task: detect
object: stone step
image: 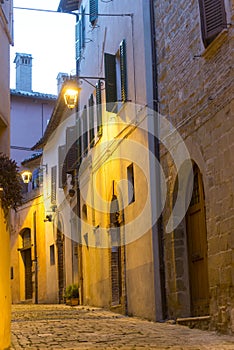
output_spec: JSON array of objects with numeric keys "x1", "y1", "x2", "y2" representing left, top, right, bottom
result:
[{"x1": 176, "y1": 315, "x2": 211, "y2": 331}]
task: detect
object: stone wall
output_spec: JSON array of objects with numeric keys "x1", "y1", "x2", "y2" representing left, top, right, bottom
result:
[{"x1": 154, "y1": 0, "x2": 233, "y2": 333}]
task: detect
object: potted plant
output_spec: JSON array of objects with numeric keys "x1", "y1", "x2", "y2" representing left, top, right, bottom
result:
[{"x1": 64, "y1": 284, "x2": 79, "y2": 306}]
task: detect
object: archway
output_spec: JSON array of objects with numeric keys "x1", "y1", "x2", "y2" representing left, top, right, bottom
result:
[{"x1": 186, "y1": 163, "x2": 209, "y2": 316}]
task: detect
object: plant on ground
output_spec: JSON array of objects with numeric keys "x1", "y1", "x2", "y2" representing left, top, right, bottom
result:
[{"x1": 64, "y1": 284, "x2": 79, "y2": 299}]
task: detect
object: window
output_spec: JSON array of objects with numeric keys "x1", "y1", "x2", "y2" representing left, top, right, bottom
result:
[
  {"x1": 90, "y1": 0, "x2": 98, "y2": 25},
  {"x1": 198, "y1": 0, "x2": 227, "y2": 47},
  {"x1": 32, "y1": 168, "x2": 42, "y2": 189},
  {"x1": 50, "y1": 244, "x2": 55, "y2": 265},
  {"x1": 22, "y1": 228, "x2": 31, "y2": 248},
  {"x1": 51, "y1": 166, "x2": 57, "y2": 204},
  {"x1": 11, "y1": 267, "x2": 14, "y2": 280},
  {"x1": 104, "y1": 53, "x2": 117, "y2": 112},
  {"x1": 104, "y1": 39, "x2": 128, "y2": 112},
  {"x1": 127, "y1": 163, "x2": 135, "y2": 204}
]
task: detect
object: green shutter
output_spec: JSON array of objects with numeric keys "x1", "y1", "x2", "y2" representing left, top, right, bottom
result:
[
  {"x1": 58, "y1": 145, "x2": 66, "y2": 188},
  {"x1": 120, "y1": 39, "x2": 128, "y2": 103},
  {"x1": 104, "y1": 53, "x2": 117, "y2": 112},
  {"x1": 96, "y1": 80, "x2": 102, "y2": 136},
  {"x1": 75, "y1": 19, "x2": 82, "y2": 61},
  {"x1": 89, "y1": 94, "x2": 95, "y2": 148},
  {"x1": 77, "y1": 117, "x2": 82, "y2": 165},
  {"x1": 82, "y1": 105, "x2": 88, "y2": 156},
  {"x1": 81, "y1": 6, "x2": 86, "y2": 49},
  {"x1": 90, "y1": 0, "x2": 98, "y2": 25},
  {"x1": 198, "y1": 0, "x2": 227, "y2": 47},
  {"x1": 66, "y1": 126, "x2": 77, "y2": 173}
]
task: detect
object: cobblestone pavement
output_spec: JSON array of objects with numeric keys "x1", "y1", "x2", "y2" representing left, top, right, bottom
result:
[{"x1": 11, "y1": 304, "x2": 234, "y2": 350}]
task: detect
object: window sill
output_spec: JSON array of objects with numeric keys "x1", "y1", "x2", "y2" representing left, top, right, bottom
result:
[{"x1": 201, "y1": 29, "x2": 228, "y2": 59}]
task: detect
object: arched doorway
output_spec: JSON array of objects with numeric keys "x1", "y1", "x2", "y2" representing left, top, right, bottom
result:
[
  {"x1": 56, "y1": 220, "x2": 64, "y2": 303},
  {"x1": 20, "y1": 228, "x2": 32, "y2": 300},
  {"x1": 186, "y1": 164, "x2": 209, "y2": 316},
  {"x1": 110, "y1": 195, "x2": 122, "y2": 306}
]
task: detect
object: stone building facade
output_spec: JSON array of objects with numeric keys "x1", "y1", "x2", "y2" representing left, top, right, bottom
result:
[{"x1": 154, "y1": 0, "x2": 233, "y2": 333}]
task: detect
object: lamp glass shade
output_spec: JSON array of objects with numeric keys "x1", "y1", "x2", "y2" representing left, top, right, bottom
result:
[
  {"x1": 64, "y1": 88, "x2": 79, "y2": 109},
  {"x1": 21, "y1": 170, "x2": 32, "y2": 184}
]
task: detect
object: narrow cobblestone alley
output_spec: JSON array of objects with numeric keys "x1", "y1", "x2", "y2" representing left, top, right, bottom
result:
[{"x1": 10, "y1": 305, "x2": 234, "y2": 349}]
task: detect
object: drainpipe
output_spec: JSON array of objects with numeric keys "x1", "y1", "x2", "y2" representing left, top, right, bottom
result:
[
  {"x1": 149, "y1": 0, "x2": 167, "y2": 320},
  {"x1": 33, "y1": 211, "x2": 38, "y2": 304}
]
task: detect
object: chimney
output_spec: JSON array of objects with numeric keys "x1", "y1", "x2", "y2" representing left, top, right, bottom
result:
[
  {"x1": 57, "y1": 72, "x2": 69, "y2": 95},
  {"x1": 14, "y1": 53, "x2": 33, "y2": 92}
]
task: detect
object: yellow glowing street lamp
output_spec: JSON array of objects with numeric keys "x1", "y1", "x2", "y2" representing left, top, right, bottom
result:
[
  {"x1": 20, "y1": 170, "x2": 32, "y2": 184},
  {"x1": 63, "y1": 77, "x2": 105, "y2": 109},
  {"x1": 63, "y1": 87, "x2": 80, "y2": 109}
]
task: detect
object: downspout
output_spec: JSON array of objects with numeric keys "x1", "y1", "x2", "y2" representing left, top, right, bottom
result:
[
  {"x1": 149, "y1": 0, "x2": 167, "y2": 320},
  {"x1": 75, "y1": 14, "x2": 84, "y2": 304},
  {"x1": 33, "y1": 211, "x2": 38, "y2": 304}
]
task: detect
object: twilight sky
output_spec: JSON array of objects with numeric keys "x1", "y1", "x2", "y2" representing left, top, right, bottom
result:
[{"x1": 10, "y1": 0, "x2": 76, "y2": 95}]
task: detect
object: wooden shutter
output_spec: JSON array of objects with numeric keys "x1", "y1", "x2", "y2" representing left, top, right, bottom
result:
[
  {"x1": 51, "y1": 166, "x2": 57, "y2": 204},
  {"x1": 81, "y1": 6, "x2": 86, "y2": 49},
  {"x1": 77, "y1": 117, "x2": 82, "y2": 166},
  {"x1": 75, "y1": 19, "x2": 82, "y2": 61},
  {"x1": 90, "y1": 0, "x2": 98, "y2": 25},
  {"x1": 58, "y1": 145, "x2": 66, "y2": 188},
  {"x1": 66, "y1": 126, "x2": 77, "y2": 173},
  {"x1": 120, "y1": 39, "x2": 128, "y2": 103},
  {"x1": 82, "y1": 105, "x2": 88, "y2": 156},
  {"x1": 104, "y1": 53, "x2": 117, "y2": 112},
  {"x1": 198, "y1": 0, "x2": 227, "y2": 47},
  {"x1": 89, "y1": 94, "x2": 95, "y2": 148},
  {"x1": 96, "y1": 80, "x2": 103, "y2": 136}
]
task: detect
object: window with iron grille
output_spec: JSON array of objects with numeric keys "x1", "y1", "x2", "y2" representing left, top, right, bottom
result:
[
  {"x1": 89, "y1": 0, "x2": 98, "y2": 25},
  {"x1": 198, "y1": 0, "x2": 227, "y2": 47}
]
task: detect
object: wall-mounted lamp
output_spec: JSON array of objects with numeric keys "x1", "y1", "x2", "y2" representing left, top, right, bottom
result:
[
  {"x1": 64, "y1": 88, "x2": 80, "y2": 109},
  {"x1": 44, "y1": 214, "x2": 52, "y2": 222},
  {"x1": 20, "y1": 164, "x2": 48, "y2": 183},
  {"x1": 20, "y1": 170, "x2": 32, "y2": 184},
  {"x1": 63, "y1": 77, "x2": 105, "y2": 109}
]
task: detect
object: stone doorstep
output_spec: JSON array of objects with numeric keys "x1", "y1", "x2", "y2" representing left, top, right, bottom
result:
[{"x1": 176, "y1": 315, "x2": 211, "y2": 330}]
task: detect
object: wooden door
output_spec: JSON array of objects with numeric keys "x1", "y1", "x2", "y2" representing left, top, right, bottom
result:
[
  {"x1": 186, "y1": 165, "x2": 209, "y2": 316},
  {"x1": 23, "y1": 249, "x2": 32, "y2": 300}
]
